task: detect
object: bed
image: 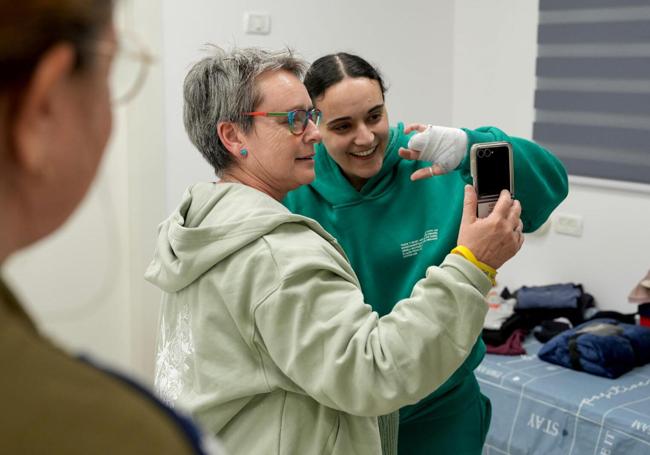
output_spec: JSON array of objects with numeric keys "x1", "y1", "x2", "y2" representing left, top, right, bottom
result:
[{"x1": 478, "y1": 336, "x2": 650, "y2": 454}]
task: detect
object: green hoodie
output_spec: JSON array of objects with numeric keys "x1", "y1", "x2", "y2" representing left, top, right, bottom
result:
[
  {"x1": 146, "y1": 182, "x2": 493, "y2": 455},
  {"x1": 283, "y1": 124, "x2": 569, "y2": 449}
]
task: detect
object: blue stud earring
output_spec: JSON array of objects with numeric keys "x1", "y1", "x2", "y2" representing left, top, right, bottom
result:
[{"x1": 240, "y1": 149, "x2": 248, "y2": 157}]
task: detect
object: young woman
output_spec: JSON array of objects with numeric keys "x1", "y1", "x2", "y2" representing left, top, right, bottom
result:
[{"x1": 284, "y1": 52, "x2": 569, "y2": 454}]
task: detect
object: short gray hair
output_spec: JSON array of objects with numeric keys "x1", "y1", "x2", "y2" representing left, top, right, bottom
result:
[{"x1": 183, "y1": 45, "x2": 308, "y2": 175}]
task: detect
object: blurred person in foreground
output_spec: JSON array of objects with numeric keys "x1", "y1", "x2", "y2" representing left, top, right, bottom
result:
[
  {"x1": 0, "y1": 1, "x2": 220, "y2": 453},
  {"x1": 148, "y1": 45, "x2": 524, "y2": 455}
]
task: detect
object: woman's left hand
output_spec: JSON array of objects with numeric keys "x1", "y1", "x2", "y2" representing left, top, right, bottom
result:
[
  {"x1": 399, "y1": 122, "x2": 443, "y2": 180},
  {"x1": 400, "y1": 122, "x2": 468, "y2": 181}
]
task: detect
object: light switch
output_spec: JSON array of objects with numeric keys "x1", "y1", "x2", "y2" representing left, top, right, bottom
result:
[
  {"x1": 553, "y1": 213, "x2": 584, "y2": 237},
  {"x1": 244, "y1": 12, "x2": 271, "y2": 35}
]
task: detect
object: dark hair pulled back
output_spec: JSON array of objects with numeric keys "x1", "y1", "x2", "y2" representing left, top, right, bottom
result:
[{"x1": 304, "y1": 52, "x2": 386, "y2": 101}]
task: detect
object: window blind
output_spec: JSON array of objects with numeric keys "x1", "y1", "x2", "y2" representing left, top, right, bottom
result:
[{"x1": 533, "y1": 0, "x2": 650, "y2": 184}]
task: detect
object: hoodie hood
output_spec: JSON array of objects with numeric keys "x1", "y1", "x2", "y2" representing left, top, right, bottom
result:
[
  {"x1": 145, "y1": 182, "x2": 334, "y2": 293},
  {"x1": 309, "y1": 122, "x2": 412, "y2": 206}
]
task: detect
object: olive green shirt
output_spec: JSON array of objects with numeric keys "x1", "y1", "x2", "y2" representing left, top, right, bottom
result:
[{"x1": 0, "y1": 277, "x2": 206, "y2": 454}]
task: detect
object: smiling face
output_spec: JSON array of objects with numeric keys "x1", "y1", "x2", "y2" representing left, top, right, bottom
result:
[
  {"x1": 314, "y1": 77, "x2": 389, "y2": 190},
  {"x1": 239, "y1": 69, "x2": 322, "y2": 200}
]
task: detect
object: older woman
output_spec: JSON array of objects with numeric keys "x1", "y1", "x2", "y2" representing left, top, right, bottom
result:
[
  {"x1": 0, "y1": 1, "x2": 213, "y2": 453},
  {"x1": 148, "y1": 46, "x2": 524, "y2": 455}
]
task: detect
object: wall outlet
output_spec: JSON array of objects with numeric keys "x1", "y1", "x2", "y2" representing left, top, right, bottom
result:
[
  {"x1": 243, "y1": 12, "x2": 271, "y2": 35},
  {"x1": 554, "y1": 213, "x2": 583, "y2": 237}
]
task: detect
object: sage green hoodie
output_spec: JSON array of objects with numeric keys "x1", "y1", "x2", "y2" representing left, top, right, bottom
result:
[{"x1": 146, "y1": 181, "x2": 491, "y2": 455}]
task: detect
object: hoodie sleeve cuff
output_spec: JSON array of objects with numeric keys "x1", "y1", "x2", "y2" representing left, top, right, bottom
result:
[{"x1": 440, "y1": 253, "x2": 493, "y2": 296}]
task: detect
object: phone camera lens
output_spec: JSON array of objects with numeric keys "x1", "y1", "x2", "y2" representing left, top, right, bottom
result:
[{"x1": 478, "y1": 148, "x2": 493, "y2": 158}]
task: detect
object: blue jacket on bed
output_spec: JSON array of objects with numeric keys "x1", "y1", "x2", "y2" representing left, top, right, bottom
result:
[{"x1": 538, "y1": 318, "x2": 650, "y2": 378}]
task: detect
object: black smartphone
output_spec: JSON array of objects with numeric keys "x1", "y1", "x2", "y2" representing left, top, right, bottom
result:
[{"x1": 470, "y1": 141, "x2": 514, "y2": 218}]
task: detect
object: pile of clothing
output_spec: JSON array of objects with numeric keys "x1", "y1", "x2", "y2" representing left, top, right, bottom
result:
[
  {"x1": 537, "y1": 318, "x2": 650, "y2": 378},
  {"x1": 482, "y1": 282, "x2": 650, "y2": 378},
  {"x1": 482, "y1": 283, "x2": 596, "y2": 355}
]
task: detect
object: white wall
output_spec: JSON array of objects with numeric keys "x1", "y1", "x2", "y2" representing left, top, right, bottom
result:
[
  {"x1": 499, "y1": 178, "x2": 650, "y2": 312},
  {"x1": 452, "y1": 0, "x2": 539, "y2": 138},
  {"x1": 452, "y1": 0, "x2": 650, "y2": 312}
]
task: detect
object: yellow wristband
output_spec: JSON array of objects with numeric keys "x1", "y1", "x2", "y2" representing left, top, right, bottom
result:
[{"x1": 451, "y1": 245, "x2": 497, "y2": 286}]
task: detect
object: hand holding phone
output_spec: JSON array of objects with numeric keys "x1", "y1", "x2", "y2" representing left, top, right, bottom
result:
[
  {"x1": 470, "y1": 142, "x2": 514, "y2": 218},
  {"x1": 457, "y1": 185, "x2": 524, "y2": 270}
]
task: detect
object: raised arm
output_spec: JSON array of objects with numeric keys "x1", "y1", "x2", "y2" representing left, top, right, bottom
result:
[
  {"x1": 255, "y1": 185, "x2": 522, "y2": 416},
  {"x1": 401, "y1": 124, "x2": 568, "y2": 232},
  {"x1": 460, "y1": 126, "x2": 568, "y2": 232}
]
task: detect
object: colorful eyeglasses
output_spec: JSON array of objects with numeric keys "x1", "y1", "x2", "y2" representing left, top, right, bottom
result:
[{"x1": 244, "y1": 108, "x2": 322, "y2": 135}]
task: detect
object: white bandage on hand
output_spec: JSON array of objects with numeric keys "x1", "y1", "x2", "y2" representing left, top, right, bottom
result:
[{"x1": 407, "y1": 125, "x2": 468, "y2": 172}]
